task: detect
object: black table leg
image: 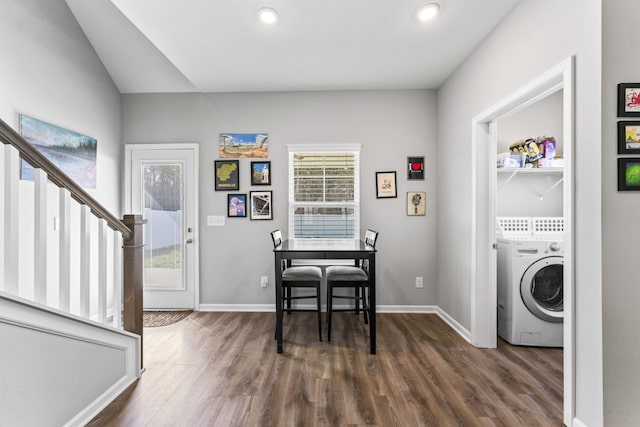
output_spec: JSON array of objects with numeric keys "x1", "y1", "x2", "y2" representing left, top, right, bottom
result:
[
  {"x1": 275, "y1": 252, "x2": 283, "y2": 353},
  {"x1": 368, "y1": 253, "x2": 376, "y2": 354}
]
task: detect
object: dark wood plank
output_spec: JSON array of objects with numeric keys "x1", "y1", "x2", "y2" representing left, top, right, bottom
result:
[{"x1": 88, "y1": 312, "x2": 563, "y2": 426}]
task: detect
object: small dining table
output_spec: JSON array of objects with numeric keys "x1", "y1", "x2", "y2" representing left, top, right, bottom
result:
[{"x1": 273, "y1": 238, "x2": 377, "y2": 354}]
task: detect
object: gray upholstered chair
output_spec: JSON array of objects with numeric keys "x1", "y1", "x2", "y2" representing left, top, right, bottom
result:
[
  {"x1": 326, "y1": 229, "x2": 378, "y2": 341},
  {"x1": 271, "y1": 229, "x2": 323, "y2": 341}
]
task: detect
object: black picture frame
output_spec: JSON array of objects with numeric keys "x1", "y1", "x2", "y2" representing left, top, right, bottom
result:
[
  {"x1": 618, "y1": 83, "x2": 640, "y2": 117},
  {"x1": 250, "y1": 161, "x2": 271, "y2": 185},
  {"x1": 250, "y1": 190, "x2": 273, "y2": 220},
  {"x1": 375, "y1": 171, "x2": 397, "y2": 198},
  {"x1": 227, "y1": 194, "x2": 247, "y2": 217},
  {"x1": 407, "y1": 156, "x2": 425, "y2": 180},
  {"x1": 214, "y1": 160, "x2": 239, "y2": 191},
  {"x1": 618, "y1": 121, "x2": 640, "y2": 154},
  {"x1": 618, "y1": 158, "x2": 640, "y2": 191}
]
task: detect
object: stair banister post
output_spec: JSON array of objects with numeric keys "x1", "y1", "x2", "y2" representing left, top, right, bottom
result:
[{"x1": 122, "y1": 214, "x2": 146, "y2": 369}]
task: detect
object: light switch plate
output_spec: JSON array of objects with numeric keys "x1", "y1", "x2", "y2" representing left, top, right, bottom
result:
[{"x1": 207, "y1": 215, "x2": 225, "y2": 226}]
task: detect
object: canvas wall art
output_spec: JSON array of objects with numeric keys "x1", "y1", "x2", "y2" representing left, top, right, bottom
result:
[
  {"x1": 19, "y1": 114, "x2": 97, "y2": 188},
  {"x1": 219, "y1": 133, "x2": 268, "y2": 158}
]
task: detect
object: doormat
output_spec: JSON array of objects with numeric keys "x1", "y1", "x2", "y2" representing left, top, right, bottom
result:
[{"x1": 143, "y1": 310, "x2": 193, "y2": 327}]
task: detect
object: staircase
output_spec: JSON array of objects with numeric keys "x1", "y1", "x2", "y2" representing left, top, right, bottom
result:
[{"x1": 0, "y1": 118, "x2": 144, "y2": 426}]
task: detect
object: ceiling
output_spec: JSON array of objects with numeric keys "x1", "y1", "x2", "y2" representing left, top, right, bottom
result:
[{"x1": 65, "y1": 0, "x2": 520, "y2": 94}]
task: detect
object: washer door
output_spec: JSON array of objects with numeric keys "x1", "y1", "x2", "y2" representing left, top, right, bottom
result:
[{"x1": 520, "y1": 256, "x2": 563, "y2": 323}]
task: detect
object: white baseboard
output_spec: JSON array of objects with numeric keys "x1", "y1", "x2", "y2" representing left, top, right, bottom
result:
[
  {"x1": 435, "y1": 306, "x2": 472, "y2": 344},
  {"x1": 199, "y1": 304, "x2": 274, "y2": 312},
  {"x1": 572, "y1": 417, "x2": 588, "y2": 427},
  {"x1": 67, "y1": 375, "x2": 138, "y2": 427}
]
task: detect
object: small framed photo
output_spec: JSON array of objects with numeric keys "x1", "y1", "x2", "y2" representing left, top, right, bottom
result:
[
  {"x1": 618, "y1": 121, "x2": 640, "y2": 154},
  {"x1": 376, "y1": 171, "x2": 397, "y2": 198},
  {"x1": 618, "y1": 158, "x2": 640, "y2": 191},
  {"x1": 407, "y1": 156, "x2": 425, "y2": 180},
  {"x1": 250, "y1": 161, "x2": 271, "y2": 185},
  {"x1": 227, "y1": 194, "x2": 247, "y2": 217},
  {"x1": 407, "y1": 192, "x2": 426, "y2": 216},
  {"x1": 214, "y1": 160, "x2": 239, "y2": 191},
  {"x1": 618, "y1": 83, "x2": 640, "y2": 117},
  {"x1": 250, "y1": 191, "x2": 272, "y2": 220}
]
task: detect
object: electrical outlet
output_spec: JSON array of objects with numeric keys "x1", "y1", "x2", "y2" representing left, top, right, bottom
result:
[
  {"x1": 261, "y1": 276, "x2": 269, "y2": 288},
  {"x1": 415, "y1": 277, "x2": 424, "y2": 288}
]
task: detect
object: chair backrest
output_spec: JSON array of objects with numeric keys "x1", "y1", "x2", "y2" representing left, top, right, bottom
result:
[
  {"x1": 364, "y1": 229, "x2": 378, "y2": 248},
  {"x1": 271, "y1": 229, "x2": 283, "y2": 248}
]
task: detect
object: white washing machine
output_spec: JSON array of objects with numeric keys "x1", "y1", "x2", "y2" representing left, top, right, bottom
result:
[{"x1": 497, "y1": 237, "x2": 564, "y2": 347}]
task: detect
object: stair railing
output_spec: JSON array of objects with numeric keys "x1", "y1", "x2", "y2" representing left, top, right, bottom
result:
[{"x1": 0, "y1": 117, "x2": 144, "y2": 362}]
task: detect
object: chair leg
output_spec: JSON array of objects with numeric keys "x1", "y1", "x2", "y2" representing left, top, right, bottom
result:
[
  {"x1": 317, "y1": 285, "x2": 322, "y2": 341},
  {"x1": 362, "y1": 286, "x2": 369, "y2": 324},
  {"x1": 327, "y1": 282, "x2": 333, "y2": 341},
  {"x1": 354, "y1": 286, "x2": 360, "y2": 314}
]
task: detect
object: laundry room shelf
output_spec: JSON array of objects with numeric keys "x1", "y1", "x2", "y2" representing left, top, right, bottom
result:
[{"x1": 497, "y1": 167, "x2": 564, "y2": 194}]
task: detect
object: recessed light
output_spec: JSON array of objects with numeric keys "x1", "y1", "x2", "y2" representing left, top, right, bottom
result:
[
  {"x1": 417, "y1": 3, "x2": 440, "y2": 22},
  {"x1": 258, "y1": 7, "x2": 279, "y2": 25}
]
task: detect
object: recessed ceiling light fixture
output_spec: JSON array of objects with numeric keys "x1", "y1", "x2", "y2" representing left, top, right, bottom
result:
[
  {"x1": 258, "y1": 7, "x2": 279, "y2": 25},
  {"x1": 417, "y1": 2, "x2": 440, "y2": 22}
]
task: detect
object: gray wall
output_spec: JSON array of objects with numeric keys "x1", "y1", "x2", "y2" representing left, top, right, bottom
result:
[
  {"x1": 122, "y1": 90, "x2": 437, "y2": 307},
  {"x1": 0, "y1": 0, "x2": 122, "y2": 215},
  {"x1": 603, "y1": 1, "x2": 640, "y2": 424},
  {"x1": 497, "y1": 90, "x2": 564, "y2": 217},
  {"x1": 437, "y1": 0, "x2": 602, "y2": 425}
]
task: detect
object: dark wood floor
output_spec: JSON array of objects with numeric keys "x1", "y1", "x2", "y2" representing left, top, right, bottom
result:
[{"x1": 88, "y1": 312, "x2": 563, "y2": 426}]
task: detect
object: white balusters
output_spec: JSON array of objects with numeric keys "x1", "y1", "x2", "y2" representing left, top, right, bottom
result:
[
  {"x1": 34, "y1": 168, "x2": 48, "y2": 305},
  {"x1": 113, "y1": 231, "x2": 122, "y2": 328},
  {"x1": 98, "y1": 218, "x2": 108, "y2": 323},
  {"x1": 79, "y1": 204, "x2": 91, "y2": 318},
  {"x1": 59, "y1": 188, "x2": 71, "y2": 311},
  {"x1": 4, "y1": 145, "x2": 20, "y2": 295}
]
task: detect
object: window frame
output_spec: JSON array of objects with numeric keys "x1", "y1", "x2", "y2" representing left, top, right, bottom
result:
[{"x1": 287, "y1": 144, "x2": 361, "y2": 240}]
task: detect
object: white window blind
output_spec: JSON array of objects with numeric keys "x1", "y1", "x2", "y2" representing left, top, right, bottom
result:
[{"x1": 288, "y1": 147, "x2": 360, "y2": 239}]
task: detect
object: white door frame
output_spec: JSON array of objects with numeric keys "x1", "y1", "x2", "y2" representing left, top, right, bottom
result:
[
  {"x1": 470, "y1": 57, "x2": 574, "y2": 425},
  {"x1": 124, "y1": 143, "x2": 200, "y2": 310}
]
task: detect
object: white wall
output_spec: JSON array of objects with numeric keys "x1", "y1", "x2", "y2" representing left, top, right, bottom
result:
[
  {"x1": 121, "y1": 90, "x2": 438, "y2": 308},
  {"x1": 0, "y1": 0, "x2": 122, "y2": 215},
  {"x1": 602, "y1": 1, "x2": 640, "y2": 424},
  {"x1": 437, "y1": 0, "x2": 602, "y2": 425}
]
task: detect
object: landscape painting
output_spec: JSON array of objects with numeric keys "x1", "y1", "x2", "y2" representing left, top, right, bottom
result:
[
  {"x1": 19, "y1": 114, "x2": 97, "y2": 188},
  {"x1": 219, "y1": 133, "x2": 268, "y2": 158}
]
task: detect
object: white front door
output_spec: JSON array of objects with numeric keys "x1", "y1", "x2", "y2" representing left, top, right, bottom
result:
[{"x1": 125, "y1": 144, "x2": 199, "y2": 309}]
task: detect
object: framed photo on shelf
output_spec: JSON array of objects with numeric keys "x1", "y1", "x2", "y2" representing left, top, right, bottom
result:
[
  {"x1": 407, "y1": 192, "x2": 426, "y2": 216},
  {"x1": 250, "y1": 190, "x2": 272, "y2": 220},
  {"x1": 618, "y1": 83, "x2": 640, "y2": 117},
  {"x1": 618, "y1": 158, "x2": 640, "y2": 191},
  {"x1": 618, "y1": 121, "x2": 640, "y2": 154},
  {"x1": 227, "y1": 194, "x2": 247, "y2": 217},
  {"x1": 214, "y1": 160, "x2": 239, "y2": 191},
  {"x1": 375, "y1": 171, "x2": 397, "y2": 198},
  {"x1": 407, "y1": 156, "x2": 425, "y2": 180},
  {"x1": 250, "y1": 161, "x2": 271, "y2": 185}
]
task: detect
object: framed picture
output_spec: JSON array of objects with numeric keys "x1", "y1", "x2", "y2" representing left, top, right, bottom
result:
[
  {"x1": 376, "y1": 171, "x2": 397, "y2": 198},
  {"x1": 214, "y1": 160, "x2": 239, "y2": 191},
  {"x1": 19, "y1": 114, "x2": 97, "y2": 188},
  {"x1": 250, "y1": 191, "x2": 272, "y2": 220},
  {"x1": 618, "y1": 158, "x2": 640, "y2": 191},
  {"x1": 219, "y1": 133, "x2": 268, "y2": 158},
  {"x1": 227, "y1": 194, "x2": 247, "y2": 217},
  {"x1": 250, "y1": 161, "x2": 271, "y2": 185},
  {"x1": 618, "y1": 121, "x2": 640, "y2": 154},
  {"x1": 407, "y1": 192, "x2": 426, "y2": 216},
  {"x1": 618, "y1": 83, "x2": 640, "y2": 117},
  {"x1": 407, "y1": 156, "x2": 425, "y2": 180}
]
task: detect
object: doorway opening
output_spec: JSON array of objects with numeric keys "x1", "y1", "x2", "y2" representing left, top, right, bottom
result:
[{"x1": 470, "y1": 57, "x2": 574, "y2": 425}]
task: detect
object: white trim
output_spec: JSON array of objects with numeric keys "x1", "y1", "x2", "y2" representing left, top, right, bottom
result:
[
  {"x1": 436, "y1": 306, "x2": 472, "y2": 343},
  {"x1": 199, "y1": 304, "x2": 275, "y2": 312},
  {"x1": 571, "y1": 417, "x2": 588, "y2": 427},
  {"x1": 66, "y1": 375, "x2": 138, "y2": 427},
  {"x1": 287, "y1": 143, "x2": 362, "y2": 152},
  {"x1": 470, "y1": 56, "x2": 575, "y2": 425}
]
